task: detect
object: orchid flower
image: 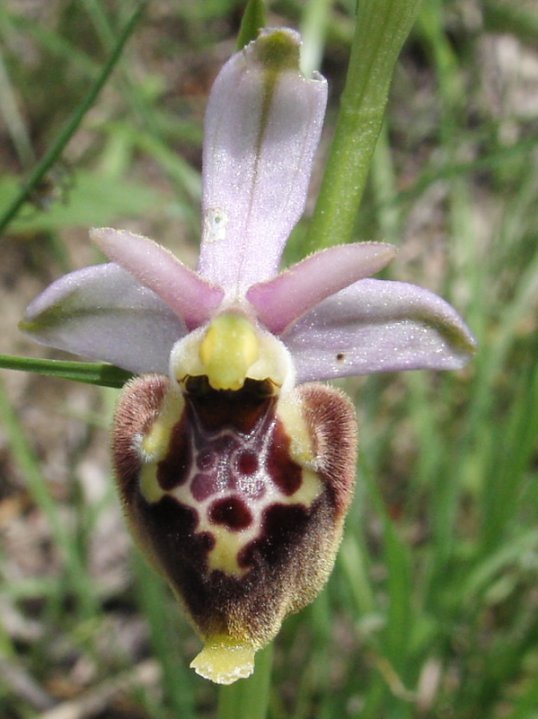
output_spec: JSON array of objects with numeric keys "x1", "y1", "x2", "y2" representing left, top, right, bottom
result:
[{"x1": 20, "y1": 29, "x2": 475, "y2": 685}]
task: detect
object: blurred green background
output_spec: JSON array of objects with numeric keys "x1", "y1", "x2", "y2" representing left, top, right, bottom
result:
[{"x1": 1, "y1": 1, "x2": 537, "y2": 717}]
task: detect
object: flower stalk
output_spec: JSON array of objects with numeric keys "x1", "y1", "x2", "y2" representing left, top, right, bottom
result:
[
  {"x1": 217, "y1": 643, "x2": 273, "y2": 719},
  {"x1": 305, "y1": 0, "x2": 423, "y2": 251}
]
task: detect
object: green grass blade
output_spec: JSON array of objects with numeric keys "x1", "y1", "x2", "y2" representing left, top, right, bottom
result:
[
  {"x1": 237, "y1": 0, "x2": 266, "y2": 49},
  {"x1": 0, "y1": 1, "x2": 147, "y2": 236},
  {"x1": 133, "y1": 556, "x2": 195, "y2": 719},
  {"x1": 0, "y1": 376, "x2": 99, "y2": 617},
  {"x1": 0, "y1": 354, "x2": 133, "y2": 388}
]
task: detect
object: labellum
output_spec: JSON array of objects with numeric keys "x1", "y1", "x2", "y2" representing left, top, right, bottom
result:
[{"x1": 112, "y1": 313, "x2": 357, "y2": 683}]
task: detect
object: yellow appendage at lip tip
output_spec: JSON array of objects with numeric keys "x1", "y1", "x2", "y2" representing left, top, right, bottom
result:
[
  {"x1": 190, "y1": 638, "x2": 255, "y2": 684},
  {"x1": 199, "y1": 313, "x2": 259, "y2": 391}
]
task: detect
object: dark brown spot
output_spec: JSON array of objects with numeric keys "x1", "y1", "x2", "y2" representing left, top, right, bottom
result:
[
  {"x1": 267, "y1": 421, "x2": 302, "y2": 495},
  {"x1": 236, "y1": 450, "x2": 258, "y2": 475},
  {"x1": 209, "y1": 496, "x2": 253, "y2": 530},
  {"x1": 239, "y1": 503, "x2": 309, "y2": 568},
  {"x1": 336, "y1": 353, "x2": 345, "y2": 362},
  {"x1": 212, "y1": 434, "x2": 238, "y2": 454},
  {"x1": 197, "y1": 448, "x2": 215, "y2": 471},
  {"x1": 137, "y1": 495, "x2": 214, "y2": 575},
  {"x1": 157, "y1": 415, "x2": 191, "y2": 490},
  {"x1": 191, "y1": 473, "x2": 217, "y2": 501}
]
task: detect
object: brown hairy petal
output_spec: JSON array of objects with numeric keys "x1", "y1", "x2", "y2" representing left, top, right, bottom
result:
[
  {"x1": 111, "y1": 376, "x2": 358, "y2": 683},
  {"x1": 297, "y1": 383, "x2": 358, "y2": 518}
]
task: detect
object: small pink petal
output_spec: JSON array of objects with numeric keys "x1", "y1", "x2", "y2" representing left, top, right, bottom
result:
[
  {"x1": 91, "y1": 228, "x2": 224, "y2": 329},
  {"x1": 247, "y1": 242, "x2": 396, "y2": 334},
  {"x1": 20, "y1": 263, "x2": 185, "y2": 374},
  {"x1": 198, "y1": 28, "x2": 327, "y2": 293},
  {"x1": 283, "y1": 279, "x2": 477, "y2": 383}
]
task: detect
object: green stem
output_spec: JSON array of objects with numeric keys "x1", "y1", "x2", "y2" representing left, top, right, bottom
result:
[
  {"x1": 0, "y1": 1, "x2": 147, "y2": 237},
  {"x1": 217, "y1": 643, "x2": 273, "y2": 719},
  {"x1": 305, "y1": 0, "x2": 423, "y2": 251}
]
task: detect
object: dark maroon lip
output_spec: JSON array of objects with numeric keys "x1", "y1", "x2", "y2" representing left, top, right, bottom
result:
[{"x1": 111, "y1": 373, "x2": 357, "y2": 659}]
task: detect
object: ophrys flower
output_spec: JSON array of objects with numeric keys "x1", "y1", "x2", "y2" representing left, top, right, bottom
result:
[{"x1": 21, "y1": 29, "x2": 475, "y2": 684}]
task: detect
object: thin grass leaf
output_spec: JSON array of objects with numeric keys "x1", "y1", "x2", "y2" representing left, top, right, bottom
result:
[
  {"x1": 299, "y1": 0, "x2": 334, "y2": 76},
  {"x1": 1, "y1": 172, "x2": 164, "y2": 234},
  {"x1": 0, "y1": 354, "x2": 132, "y2": 388},
  {"x1": 0, "y1": 1, "x2": 147, "y2": 236},
  {"x1": 236, "y1": 0, "x2": 266, "y2": 50},
  {"x1": 0, "y1": 377, "x2": 99, "y2": 617},
  {"x1": 133, "y1": 556, "x2": 196, "y2": 719}
]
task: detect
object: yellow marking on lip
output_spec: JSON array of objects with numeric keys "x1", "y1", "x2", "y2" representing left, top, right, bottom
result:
[
  {"x1": 286, "y1": 468, "x2": 322, "y2": 506},
  {"x1": 138, "y1": 386, "x2": 184, "y2": 503},
  {"x1": 204, "y1": 523, "x2": 256, "y2": 577},
  {"x1": 140, "y1": 463, "x2": 165, "y2": 504},
  {"x1": 140, "y1": 388, "x2": 184, "y2": 462},
  {"x1": 276, "y1": 394, "x2": 316, "y2": 466},
  {"x1": 199, "y1": 470, "x2": 322, "y2": 578}
]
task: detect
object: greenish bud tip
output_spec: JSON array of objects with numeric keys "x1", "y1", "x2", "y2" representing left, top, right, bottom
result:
[{"x1": 253, "y1": 29, "x2": 300, "y2": 73}]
